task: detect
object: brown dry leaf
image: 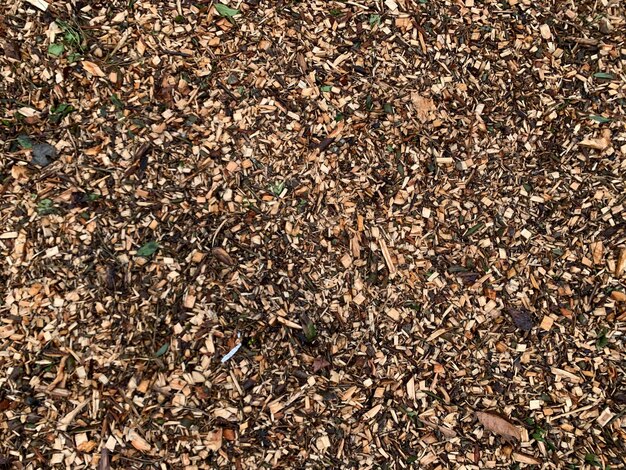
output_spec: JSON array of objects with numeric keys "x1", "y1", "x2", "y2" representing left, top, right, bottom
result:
[
  {"x1": 3, "y1": 40, "x2": 21, "y2": 60},
  {"x1": 579, "y1": 129, "x2": 611, "y2": 151},
  {"x1": 205, "y1": 429, "x2": 223, "y2": 451},
  {"x1": 11, "y1": 165, "x2": 30, "y2": 181},
  {"x1": 476, "y1": 411, "x2": 521, "y2": 440},
  {"x1": 411, "y1": 92, "x2": 435, "y2": 122},
  {"x1": 506, "y1": 307, "x2": 534, "y2": 331},
  {"x1": 82, "y1": 61, "x2": 106, "y2": 78},
  {"x1": 312, "y1": 357, "x2": 330, "y2": 373},
  {"x1": 127, "y1": 430, "x2": 151, "y2": 452},
  {"x1": 616, "y1": 248, "x2": 626, "y2": 277},
  {"x1": 212, "y1": 247, "x2": 234, "y2": 265}
]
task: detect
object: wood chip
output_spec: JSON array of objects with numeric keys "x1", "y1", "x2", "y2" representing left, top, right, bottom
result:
[
  {"x1": 539, "y1": 24, "x2": 552, "y2": 40},
  {"x1": 616, "y1": 248, "x2": 626, "y2": 277},
  {"x1": 127, "y1": 430, "x2": 151, "y2": 452},
  {"x1": 513, "y1": 452, "x2": 542, "y2": 465}
]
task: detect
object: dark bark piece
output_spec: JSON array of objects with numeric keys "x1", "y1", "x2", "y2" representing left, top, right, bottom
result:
[
  {"x1": 318, "y1": 137, "x2": 334, "y2": 151},
  {"x1": 31, "y1": 142, "x2": 58, "y2": 167}
]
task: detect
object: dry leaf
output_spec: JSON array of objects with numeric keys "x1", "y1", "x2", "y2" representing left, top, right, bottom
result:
[
  {"x1": 476, "y1": 411, "x2": 521, "y2": 440},
  {"x1": 11, "y1": 165, "x2": 30, "y2": 181},
  {"x1": 579, "y1": 129, "x2": 611, "y2": 151},
  {"x1": 312, "y1": 357, "x2": 330, "y2": 373},
  {"x1": 127, "y1": 430, "x2": 151, "y2": 452},
  {"x1": 506, "y1": 307, "x2": 533, "y2": 331},
  {"x1": 411, "y1": 92, "x2": 436, "y2": 122},
  {"x1": 82, "y1": 61, "x2": 106, "y2": 78},
  {"x1": 212, "y1": 247, "x2": 234, "y2": 265},
  {"x1": 205, "y1": 428, "x2": 223, "y2": 451},
  {"x1": 3, "y1": 40, "x2": 21, "y2": 61},
  {"x1": 616, "y1": 248, "x2": 626, "y2": 277}
]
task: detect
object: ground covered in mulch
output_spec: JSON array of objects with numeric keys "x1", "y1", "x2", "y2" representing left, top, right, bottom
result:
[{"x1": 1, "y1": 0, "x2": 625, "y2": 468}]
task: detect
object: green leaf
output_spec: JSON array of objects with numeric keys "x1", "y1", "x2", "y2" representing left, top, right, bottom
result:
[
  {"x1": 37, "y1": 199, "x2": 55, "y2": 215},
  {"x1": 137, "y1": 241, "x2": 159, "y2": 257},
  {"x1": 584, "y1": 453, "x2": 601, "y2": 467},
  {"x1": 369, "y1": 14, "x2": 381, "y2": 26},
  {"x1": 67, "y1": 52, "x2": 81, "y2": 63},
  {"x1": 49, "y1": 103, "x2": 75, "y2": 123},
  {"x1": 155, "y1": 343, "x2": 169, "y2": 357},
  {"x1": 596, "y1": 328, "x2": 609, "y2": 350},
  {"x1": 589, "y1": 114, "x2": 612, "y2": 123},
  {"x1": 301, "y1": 315, "x2": 317, "y2": 343},
  {"x1": 383, "y1": 103, "x2": 394, "y2": 114},
  {"x1": 48, "y1": 43, "x2": 64, "y2": 57},
  {"x1": 214, "y1": 3, "x2": 240, "y2": 18},
  {"x1": 17, "y1": 135, "x2": 33, "y2": 149},
  {"x1": 593, "y1": 72, "x2": 614, "y2": 79},
  {"x1": 320, "y1": 85, "x2": 332, "y2": 92},
  {"x1": 464, "y1": 222, "x2": 484, "y2": 237},
  {"x1": 110, "y1": 94, "x2": 124, "y2": 109}
]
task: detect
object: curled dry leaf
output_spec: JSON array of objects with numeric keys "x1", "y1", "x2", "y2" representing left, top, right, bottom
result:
[
  {"x1": 476, "y1": 411, "x2": 521, "y2": 441},
  {"x1": 212, "y1": 247, "x2": 234, "y2": 265},
  {"x1": 411, "y1": 92, "x2": 436, "y2": 122},
  {"x1": 82, "y1": 60, "x2": 106, "y2": 78}
]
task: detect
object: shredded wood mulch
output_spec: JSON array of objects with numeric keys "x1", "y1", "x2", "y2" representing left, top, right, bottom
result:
[{"x1": 1, "y1": 0, "x2": 625, "y2": 468}]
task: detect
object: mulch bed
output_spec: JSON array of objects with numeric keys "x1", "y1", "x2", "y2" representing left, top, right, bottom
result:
[{"x1": 1, "y1": 0, "x2": 625, "y2": 468}]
